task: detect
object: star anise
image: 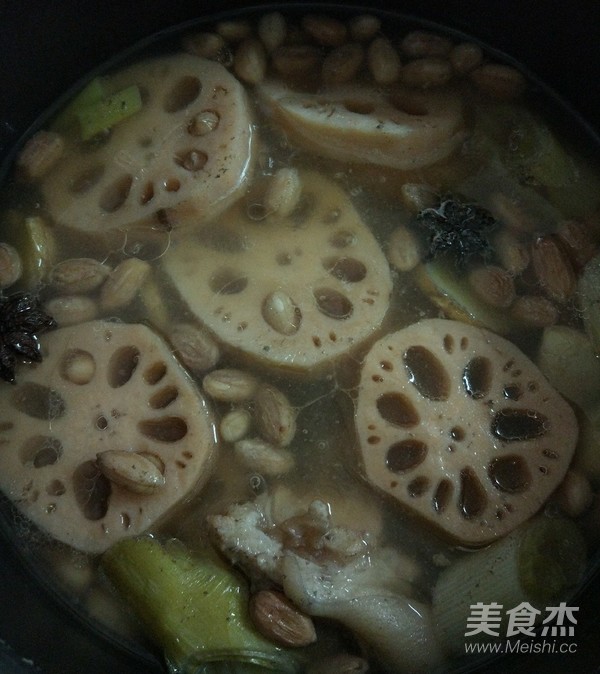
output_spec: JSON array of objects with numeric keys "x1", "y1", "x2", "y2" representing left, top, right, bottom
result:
[
  {"x1": 0, "y1": 292, "x2": 56, "y2": 383},
  {"x1": 416, "y1": 195, "x2": 498, "y2": 267}
]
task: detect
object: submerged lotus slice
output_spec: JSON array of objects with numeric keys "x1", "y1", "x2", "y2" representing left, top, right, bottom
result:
[
  {"x1": 41, "y1": 54, "x2": 253, "y2": 235},
  {"x1": 355, "y1": 318, "x2": 577, "y2": 545},
  {"x1": 258, "y1": 81, "x2": 466, "y2": 170},
  {"x1": 162, "y1": 171, "x2": 392, "y2": 371},
  {"x1": 0, "y1": 321, "x2": 217, "y2": 553}
]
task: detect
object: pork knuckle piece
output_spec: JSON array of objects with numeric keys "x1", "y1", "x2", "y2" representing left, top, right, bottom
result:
[
  {"x1": 355, "y1": 318, "x2": 578, "y2": 545},
  {"x1": 0, "y1": 321, "x2": 217, "y2": 553},
  {"x1": 41, "y1": 54, "x2": 253, "y2": 235},
  {"x1": 258, "y1": 80, "x2": 466, "y2": 170},
  {"x1": 162, "y1": 171, "x2": 392, "y2": 371}
]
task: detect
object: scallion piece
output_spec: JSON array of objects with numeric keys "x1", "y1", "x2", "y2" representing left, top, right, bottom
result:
[
  {"x1": 76, "y1": 84, "x2": 142, "y2": 140},
  {"x1": 101, "y1": 537, "x2": 300, "y2": 674},
  {"x1": 53, "y1": 77, "x2": 106, "y2": 131}
]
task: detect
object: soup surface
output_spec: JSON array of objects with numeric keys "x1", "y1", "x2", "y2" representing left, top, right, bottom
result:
[{"x1": 1, "y1": 7, "x2": 600, "y2": 674}]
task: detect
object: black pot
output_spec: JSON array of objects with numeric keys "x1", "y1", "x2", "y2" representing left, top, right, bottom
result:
[{"x1": 0, "y1": 2, "x2": 599, "y2": 673}]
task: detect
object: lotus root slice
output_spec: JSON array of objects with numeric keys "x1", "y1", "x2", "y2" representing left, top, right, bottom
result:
[
  {"x1": 162, "y1": 170, "x2": 393, "y2": 371},
  {"x1": 355, "y1": 318, "x2": 578, "y2": 545},
  {"x1": 0, "y1": 320, "x2": 217, "y2": 553},
  {"x1": 258, "y1": 80, "x2": 466, "y2": 170},
  {"x1": 41, "y1": 54, "x2": 253, "y2": 236}
]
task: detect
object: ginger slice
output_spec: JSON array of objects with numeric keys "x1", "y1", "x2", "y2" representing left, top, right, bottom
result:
[
  {"x1": 41, "y1": 54, "x2": 253, "y2": 236},
  {"x1": 258, "y1": 80, "x2": 466, "y2": 170},
  {"x1": 355, "y1": 318, "x2": 578, "y2": 545},
  {"x1": 162, "y1": 171, "x2": 392, "y2": 372},
  {"x1": 0, "y1": 321, "x2": 217, "y2": 553}
]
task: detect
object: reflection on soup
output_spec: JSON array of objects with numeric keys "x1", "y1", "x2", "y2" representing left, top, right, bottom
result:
[{"x1": 1, "y1": 8, "x2": 599, "y2": 674}]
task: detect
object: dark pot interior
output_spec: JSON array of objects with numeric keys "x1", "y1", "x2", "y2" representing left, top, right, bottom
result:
[{"x1": 0, "y1": 2, "x2": 599, "y2": 673}]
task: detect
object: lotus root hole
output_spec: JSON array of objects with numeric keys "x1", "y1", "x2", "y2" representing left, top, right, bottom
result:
[
  {"x1": 503, "y1": 359, "x2": 515, "y2": 372},
  {"x1": 376, "y1": 392, "x2": 420, "y2": 427},
  {"x1": 107, "y1": 345, "x2": 141, "y2": 388},
  {"x1": 60, "y1": 349, "x2": 96, "y2": 385},
  {"x1": 542, "y1": 449, "x2": 559, "y2": 460},
  {"x1": 329, "y1": 230, "x2": 356, "y2": 248},
  {"x1": 323, "y1": 256, "x2": 367, "y2": 283},
  {"x1": 432, "y1": 479, "x2": 454, "y2": 513},
  {"x1": 69, "y1": 164, "x2": 105, "y2": 194},
  {"x1": 99, "y1": 174, "x2": 133, "y2": 212},
  {"x1": 164, "y1": 75, "x2": 201, "y2": 113},
  {"x1": 403, "y1": 345, "x2": 450, "y2": 401},
  {"x1": 95, "y1": 415, "x2": 108, "y2": 431},
  {"x1": 140, "y1": 181, "x2": 155, "y2": 204},
  {"x1": 380, "y1": 360, "x2": 393, "y2": 371},
  {"x1": 12, "y1": 383, "x2": 66, "y2": 421},
  {"x1": 367, "y1": 435, "x2": 381, "y2": 444},
  {"x1": 343, "y1": 99, "x2": 375, "y2": 115},
  {"x1": 312, "y1": 336, "x2": 322, "y2": 348},
  {"x1": 450, "y1": 426, "x2": 465, "y2": 441},
  {"x1": 175, "y1": 149, "x2": 208, "y2": 172},
  {"x1": 459, "y1": 467, "x2": 487, "y2": 519},
  {"x1": 121, "y1": 512, "x2": 131, "y2": 529},
  {"x1": 247, "y1": 202, "x2": 268, "y2": 221},
  {"x1": 149, "y1": 385, "x2": 179, "y2": 409},
  {"x1": 329, "y1": 331, "x2": 337, "y2": 342},
  {"x1": 164, "y1": 177, "x2": 181, "y2": 192},
  {"x1": 460, "y1": 337, "x2": 469, "y2": 350},
  {"x1": 46, "y1": 479, "x2": 66, "y2": 496},
  {"x1": 209, "y1": 268, "x2": 248, "y2": 295},
  {"x1": 20, "y1": 435, "x2": 63, "y2": 467},
  {"x1": 314, "y1": 287, "x2": 353, "y2": 319},
  {"x1": 138, "y1": 416, "x2": 188, "y2": 442},
  {"x1": 443, "y1": 334, "x2": 454, "y2": 353},
  {"x1": 144, "y1": 362, "x2": 167, "y2": 385},
  {"x1": 386, "y1": 439, "x2": 427, "y2": 473},
  {"x1": 488, "y1": 454, "x2": 531, "y2": 493},
  {"x1": 491, "y1": 408, "x2": 548, "y2": 442},
  {"x1": 407, "y1": 476, "x2": 430, "y2": 497},
  {"x1": 73, "y1": 460, "x2": 111, "y2": 521},
  {"x1": 503, "y1": 384, "x2": 522, "y2": 400},
  {"x1": 463, "y1": 356, "x2": 492, "y2": 399}
]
